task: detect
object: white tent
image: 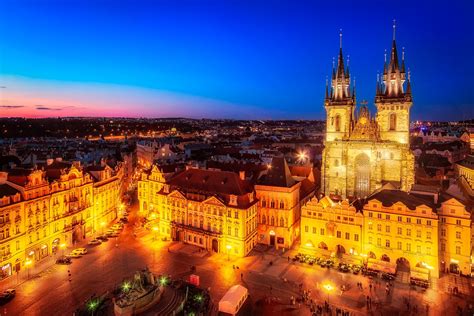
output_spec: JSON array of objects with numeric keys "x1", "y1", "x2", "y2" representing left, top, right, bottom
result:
[{"x1": 218, "y1": 285, "x2": 248, "y2": 315}]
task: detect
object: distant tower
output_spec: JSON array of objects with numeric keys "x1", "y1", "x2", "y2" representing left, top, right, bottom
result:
[
  {"x1": 324, "y1": 30, "x2": 356, "y2": 142},
  {"x1": 375, "y1": 20, "x2": 413, "y2": 144}
]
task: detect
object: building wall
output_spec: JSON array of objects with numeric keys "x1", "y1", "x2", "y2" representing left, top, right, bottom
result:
[
  {"x1": 376, "y1": 103, "x2": 411, "y2": 144},
  {"x1": 255, "y1": 183, "x2": 301, "y2": 249}
]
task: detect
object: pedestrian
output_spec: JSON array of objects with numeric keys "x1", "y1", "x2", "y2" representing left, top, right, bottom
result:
[{"x1": 240, "y1": 272, "x2": 243, "y2": 280}]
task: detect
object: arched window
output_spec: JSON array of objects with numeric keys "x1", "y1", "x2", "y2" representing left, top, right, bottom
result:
[
  {"x1": 280, "y1": 217, "x2": 285, "y2": 227},
  {"x1": 335, "y1": 115, "x2": 341, "y2": 132},
  {"x1": 270, "y1": 200, "x2": 275, "y2": 208},
  {"x1": 279, "y1": 201, "x2": 284, "y2": 209},
  {"x1": 389, "y1": 113, "x2": 397, "y2": 131},
  {"x1": 262, "y1": 215, "x2": 266, "y2": 224},
  {"x1": 334, "y1": 159, "x2": 339, "y2": 167},
  {"x1": 270, "y1": 216, "x2": 275, "y2": 226}
]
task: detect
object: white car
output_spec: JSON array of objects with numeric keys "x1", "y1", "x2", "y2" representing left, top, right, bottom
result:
[
  {"x1": 88, "y1": 239, "x2": 102, "y2": 245},
  {"x1": 72, "y1": 248, "x2": 88, "y2": 255}
]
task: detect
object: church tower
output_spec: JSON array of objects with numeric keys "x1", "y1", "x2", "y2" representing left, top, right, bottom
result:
[
  {"x1": 375, "y1": 21, "x2": 412, "y2": 144},
  {"x1": 325, "y1": 31, "x2": 355, "y2": 142}
]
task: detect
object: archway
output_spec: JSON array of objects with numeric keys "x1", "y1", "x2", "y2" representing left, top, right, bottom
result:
[
  {"x1": 212, "y1": 239, "x2": 219, "y2": 253},
  {"x1": 396, "y1": 257, "x2": 410, "y2": 272},
  {"x1": 318, "y1": 242, "x2": 328, "y2": 250},
  {"x1": 381, "y1": 254, "x2": 390, "y2": 262},
  {"x1": 336, "y1": 245, "x2": 346, "y2": 255},
  {"x1": 354, "y1": 153, "x2": 370, "y2": 197},
  {"x1": 368, "y1": 251, "x2": 376, "y2": 259}
]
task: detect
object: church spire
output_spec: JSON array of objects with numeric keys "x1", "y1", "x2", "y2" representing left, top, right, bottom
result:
[{"x1": 336, "y1": 29, "x2": 346, "y2": 79}]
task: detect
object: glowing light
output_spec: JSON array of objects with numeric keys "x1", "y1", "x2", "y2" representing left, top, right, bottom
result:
[
  {"x1": 194, "y1": 294, "x2": 203, "y2": 302},
  {"x1": 323, "y1": 282, "x2": 334, "y2": 292},
  {"x1": 152, "y1": 226, "x2": 159, "y2": 231},
  {"x1": 87, "y1": 299, "x2": 99, "y2": 311},
  {"x1": 122, "y1": 281, "x2": 131, "y2": 292},
  {"x1": 267, "y1": 163, "x2": 272, "y2": 170},
  {"x1": 226, "y1": 245, "x2": 231, "y2": 250},
  {"x1": 305, "y1": 242, "x2": 313, "y2": 247},
  {"x1": 60, "y1": 243, "x2": 66, "y2": 249},
  {"x1": 25, "y1": 259, "x2": 32, "y2": 266},
  {"x1": 159, "y1": 276, "x2": 168, "y2": 286}
]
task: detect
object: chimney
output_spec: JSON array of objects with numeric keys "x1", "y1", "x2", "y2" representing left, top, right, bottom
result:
[{"x1": 239, "y1": 171, "x2": 245, "y2": 180}]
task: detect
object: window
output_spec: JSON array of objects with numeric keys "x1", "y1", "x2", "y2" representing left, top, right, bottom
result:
[
  {"x1": 368, "y1": 237, "x2": 373, "y2": 244},
  {"x1": 417, "y1": 245, "x2": 421, "y2": 253},
  {"x1": 312, "y1": 227, "x2": 316, "y2": 234},
  {"x1": 389, "y1": 113, "x2": 396, "y2": 131},
  {"x1": 416, "y1": 219, "x2": 421, "y2": 225},
  {"x1": 235, "y1": 228, "x2": 239, "y2": 237},
  {"x1": 262, "y1": 215, "x2": 266, "y2": 224},
  {"x1": 227, "y1": 210, "x2": 231, "y2": 217},
  {"x1": 426, "y1": 247, "x2": 431, "y2": 255},
  {"x1": 320, "y1": 228, "x2": 325, "y2": 235},
  {"x1": 377, "y1": 238, "x2": 381, "y2": 246},
  {"x1": 426, "y1": 220, "x2": 431, "y2": 226},
  {"x1": 406, "y1": 218, "x2": 411, "y2": 223},
  {"x1": 397, "y1": 241, "x2": 402, "y2": 250},
  {"x1": 397, "y1": 227, "x2": 402, "y2": 235},
  {"x1": 228, "y1": 226, "x2": 232, "y2": 235},
  {"x1": 16, "y1": 241, "x2": 20, "y2": 251},
  {"x1": 456, "y1": 231, "x2": 461, "y2": 239},
  {"x1": 377, "y1": 224, "x2": 382, "y2": 232},
  {"x1": 456, "y1": 219, "x2": 461, "y2": 226},
  {"x1": 305, "y1": 226, "x2": 308, "y2": 233},
  {"x1": 385, "y1": 226, "x2": 390, "y2": 233},
  {"x1": 354, "y1": 234, "x2": 359, "y2": 241},
  {"x1": 234, "y1": 211, "x2": 239, "y2": 219},
  {"x1": 345, "y1": 232, "x2": 350, "y2": 240},
  {"x1": 368, "y1": 224, "x2": 373, "y2": 230},
  {"x1": 441, "y1": 243, "x2": 446, "y2": 251},
  {"x1": 397, "y1": 216, "x2": 402, "y2": 222},
  {"x1": 336, "y1": 231, "x2": 341, "y2": 238},
  {"x1": 385, "y1": 240, "x2": 390, "y2": 248},
  {"x1": 416, "y1": 230, "x2": 421, "y2": 238},
  {"x1": 368, "y1": 212, "x2": 373, "y2": 218},
  {"x1": 280, "y1": 217, "x2": 285, "y2": 227},
  {"x1": 377, "y1": 213, "x2": 382, "y2": 219},
  {"x1": 406, "y1": 243, "x2": 411, "y2": 252},
  {"x1": 406, "y1": 229, "x2": 411, "y2": 236},
  {"x1": 335, "y1": 114, "x2": 341, "y2": 132},
  {"x1": 426, "y1": 232, "x2": 431, "y2": 239},
  {"x1": 270, "y1": 216, "x2": 275, "y2": 226},
  {"x1": 441, "y1": 217, "x2": 446, "y2": 223},
  {"x1": 279, "y1": 201, "x2": 284, "y2": 209},
  {"x1": 455, "y1": 246, "x2": 461, "y2": 255},
  {"x1": 441, "y1": 229, "x2": 446, "y2": 237},
  {"x1": 385, "y1": 215, "x2": 390, "y2": 220}
]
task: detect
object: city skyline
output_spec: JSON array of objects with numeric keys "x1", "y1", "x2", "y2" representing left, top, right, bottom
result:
[{"x1": 1, "y1": 0, "x2": 473, "y2": 120}]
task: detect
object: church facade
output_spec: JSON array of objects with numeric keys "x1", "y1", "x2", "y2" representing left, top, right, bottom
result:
[{"x1": 321, "y1": 30, "x2": 415, "y2": 199}]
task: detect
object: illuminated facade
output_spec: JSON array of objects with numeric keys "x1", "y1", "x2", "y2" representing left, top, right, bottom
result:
[
  {"x1": 139, "y1": 167, "x2": 258, "y2": 257},
  {"x1": 321, "y1": 28, "x2": 414, "y2": 199},
  {"x1": 255, "y1": 157, "x2": 316, "y2": 249},
  {"x1": 0, "y1": 159, "x2": 122, "y2": 281}
]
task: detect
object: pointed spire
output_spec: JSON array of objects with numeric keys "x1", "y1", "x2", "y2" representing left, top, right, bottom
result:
[
  {"x1": 332, "y1": 57, "x2": 336, "y2": 79},
  {"x1": 383, "y1": 49, "x2": 388, "y2": 74},
  {"x1": 401, "y1": 47, "x2": 406, "y2": 72},
  {"x1": 392, "y1": 19, "x2": 396, "y2": 41},
  {"x1": 336, "y1": 29, "x2": 346, "y2": 78}
]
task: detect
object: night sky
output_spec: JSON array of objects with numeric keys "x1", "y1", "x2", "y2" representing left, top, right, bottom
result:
[{"x1": 0, "y1": 0, "x2": 473, "y2": 120}]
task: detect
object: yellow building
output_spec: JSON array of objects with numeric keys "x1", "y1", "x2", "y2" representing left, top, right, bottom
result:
[
  {"x1": 438, "y1": 195, "x2": 473, "y2": 276},
  {"x1": 362, "y1": 189, "x2": 439, "y2": 277},
  {"x1": 300, "y1": 196, "x2": 363, "y2": 261},
  {"x1": 139, "y1": 167, "x2": 258, "y2": 257},
  {"x1": 321, "y1": 30, "x2": 414, "y2": 199},
  {"x1": 0, "y1": 159, "x2": 122, "y2": 281},
  {"x1": 255, "y1": 157, "x2": 315, "y2": 249}
]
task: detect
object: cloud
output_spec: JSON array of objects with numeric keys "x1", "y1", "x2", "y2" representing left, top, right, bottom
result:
[
  {"x1": 0, "y1": 105, "x2": 24, "y2": 109},
  {"x1": 35, "y1": 105, "x2": 62, "y2": 111}
]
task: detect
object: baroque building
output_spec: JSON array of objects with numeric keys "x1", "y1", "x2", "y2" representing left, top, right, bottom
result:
[
  {"x1": 321, "y1": 28, "x2": 414, "y2": 199},
  {"x1": 0, "y1": 159, "x2": 123, "y2": 281}
]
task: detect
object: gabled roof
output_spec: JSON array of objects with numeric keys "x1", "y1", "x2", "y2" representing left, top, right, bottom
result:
[
  {"x1": 259, "y1": 157, "x2": 296, "y2": 188},
  {"x1": 0, "y1": 183, "x2": 20, "y2": 199},
  {"x1": 367, "y1": 189, "x2": 435, "y2": 210}
]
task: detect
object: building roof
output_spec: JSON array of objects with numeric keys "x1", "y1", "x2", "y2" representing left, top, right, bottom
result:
[
  {"x1": 367, "y1": 189, "x2": 435, "y2": 210},
  {"x1": 0, "y1": 183, "x2": 20, "y2": 198},
  {"x1": 258, "y1": 157, "x2": 296, "y2": 188}
]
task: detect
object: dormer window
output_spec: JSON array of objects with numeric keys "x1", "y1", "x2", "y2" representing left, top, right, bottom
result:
[{"x1": 230, "y1": 195, "x2": 237, "y2": 206}]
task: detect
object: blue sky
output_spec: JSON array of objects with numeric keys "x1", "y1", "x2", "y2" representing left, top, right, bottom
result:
[{"x1": 0, "y1": 0, "x2": 473, "y2": 120}]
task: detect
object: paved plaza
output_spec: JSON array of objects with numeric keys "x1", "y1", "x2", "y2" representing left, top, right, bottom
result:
[{"x1": 1, "y1": 203, "x2": 473, "y2": 315}]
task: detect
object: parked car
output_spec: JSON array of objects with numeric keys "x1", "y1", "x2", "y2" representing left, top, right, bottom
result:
[
  {"x1": 97, "y1": 235, "x2": 109, "y2": 242},
  {"x1": 112, "y1": 223, "x2": 123, "y2": 230},
  {"x1": 72, "y1": 248, "x2": 88, "y2": 255},
  {"x1": 66, "y1": 252, "x2": 82, "y2": 259},
  {"x1": 0, "y1": 289, "x2": 15, "y2": 305},
  {"x1": 88, "y1": 238, "x2": 102, "y2": 245},
  {"x1": 56, "y1": 256, "x2": 72, "y2": 265},
  {"x1": 106, "y1": 231, "x2": 119, "y2": 237},
  {"x1": 119, "y1": 217, "x2": 128, "y2": 223}
]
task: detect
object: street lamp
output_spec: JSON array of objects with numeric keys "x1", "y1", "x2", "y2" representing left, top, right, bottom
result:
[
  {"x1": 25, "y1": 259, "x2": 32, "y2": 279},
  {"x1": 60, "y1": 243, "x2": 66, "y2": 256},
  {"x1": 226, "y1": 245, "x2": 231, "y2": 261},
  {"x1": 152, "y1": 226, "x2": 159, "y2": 241},
  {"x1": 323, "y1": 282, "x2": 334, "y2": 308}
]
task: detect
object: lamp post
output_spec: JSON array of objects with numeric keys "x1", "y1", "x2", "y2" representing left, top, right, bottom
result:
[
  {"x1": 152, "y1": 226, "x2": 158, "y2": 241},
  {"x1": 60, "y1": 243, "x2": 66, "y2": 256},
  {"x1": 323, "y1": 282, "x2": 334, "y2": 308},
  {"x1": 25, "y1": 259, "x2": 32, "y2": 280},
  {"x1": 226, "y1": 245, "x2": 231, "y2": 261}
]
